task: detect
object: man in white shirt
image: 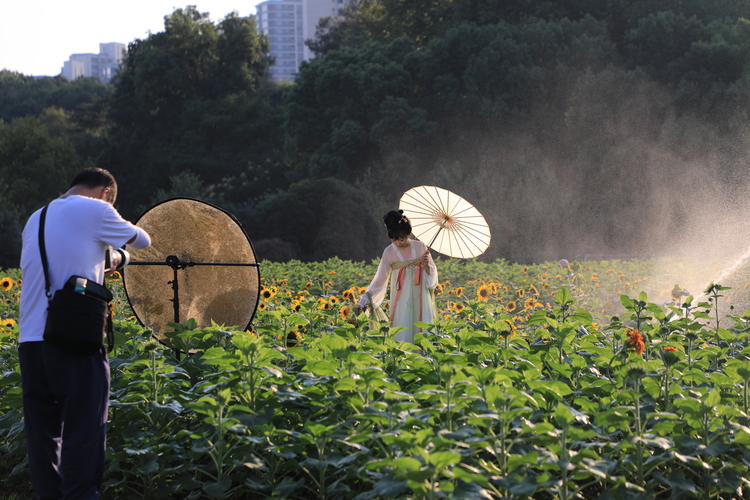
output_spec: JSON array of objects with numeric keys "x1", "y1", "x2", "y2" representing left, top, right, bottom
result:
[{"x1": 19, "y1": 168, "x2": 151, "y2": 499}]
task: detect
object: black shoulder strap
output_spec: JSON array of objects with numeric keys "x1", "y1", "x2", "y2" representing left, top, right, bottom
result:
[{"x1": 38, "y1": 205, "x2": 52, "y2": 302}]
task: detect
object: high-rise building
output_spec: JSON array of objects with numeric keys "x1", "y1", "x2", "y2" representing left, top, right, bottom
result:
[
  {"x1": 61, "y1": 42, "x2": 126, "y2": 84},
  {"x1": 255, "y1": 0, "x2": 351, "y2": 81}
]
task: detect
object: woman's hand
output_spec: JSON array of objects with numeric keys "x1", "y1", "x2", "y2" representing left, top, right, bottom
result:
[{"x1": 421, "y1": 250, "x2": 431, "y2": 274}]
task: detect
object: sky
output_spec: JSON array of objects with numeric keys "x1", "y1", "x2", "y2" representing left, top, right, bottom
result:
[{"x1": 0, "y1": 1, "x2": 268, "y2": 77}]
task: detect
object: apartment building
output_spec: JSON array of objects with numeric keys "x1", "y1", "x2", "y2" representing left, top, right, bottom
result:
[{"x1": 255, "y1": 0, "x2": 350, "y2": 81}]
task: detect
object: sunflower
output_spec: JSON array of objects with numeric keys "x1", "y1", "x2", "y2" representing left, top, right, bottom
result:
[
  {"x1": 317, "y1": 299, "x2": 331, "y2": 310},
  {"x1": 0, "y1": 277, "x2": 14, "y2": 291},
  {"x1": 528, "y1": 284, "x2": 539, "y2": 297},
  {"x1": 291, "y1": 300, "x2": 301, "y2": 312},
  {"x1": 450, "y1": 301, "x2": 465, "y2": 313},
  {"x1": 523, "y1": 297, "x2": 535, "y2": 310},
  {"x1": 286, "y1": 329, "x2": 303, "y2": 348},
  {"x1": 662, "y1": 345, "x2": 680, "y2": 366},
  {"x1": 506, "y1": 300, "x2": 517, "y2": 313},
  {"x1": 340, "y1": 305, "x2": 351, "y2": 320},
  {"x1": 342, "y1": 288, "x2": 355, "y2": 302},
  {"x1": 260, "y1": 286, "x2": 276, "y2": 301},
  {"x1": 257, "y1": 301, "x2": 268, "y2": 311},
  {"x1": 625, "y1": 327, "x2": 645, "y2": 355},
  {"x1": 454, "y1": 287, "x2": 464, "y2": 297},
  {"x1": 2, "y1": 318, "x2": 16, "y2": 329},
  {"x1": 477, "y1": 284, "x2": 492, "y2": 301},
  {"x1": 515, "y1": 288, "x2": 525, "y2": 298},
  {"x1": 305, "y1": 281, "x2": 314, "y2": 287},
  {"x1": 328, "y1": 295, "x2": 339, "y2": 305}
]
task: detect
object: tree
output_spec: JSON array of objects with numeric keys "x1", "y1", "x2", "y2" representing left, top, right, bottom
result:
[
  {"x1": 252, "y1": 178, "x2": 381, "y2": 261},
  {"x1": 0, "y1": 116, "x2": 82, "y2": 268},
  {"x1": 104, "y1": 7, "x2": 282, "y2": 219}
]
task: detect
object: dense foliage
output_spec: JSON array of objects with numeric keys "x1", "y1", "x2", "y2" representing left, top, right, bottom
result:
[
  {"x1": 4, "y1": 1, "x2": 750, "y2": 267},
  {"x1": 3, "y1": 257, "x2": 750, "y2": 498}
]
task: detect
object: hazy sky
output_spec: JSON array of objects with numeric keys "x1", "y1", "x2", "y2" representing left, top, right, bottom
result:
[{"x1": 0, "y1": 1, "x2": 267, "y2": 77}]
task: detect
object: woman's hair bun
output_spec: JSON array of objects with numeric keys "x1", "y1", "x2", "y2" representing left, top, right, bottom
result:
[
  {"x1": 383, "y1": 209, "x2": 412, "y2": 239},
  {"x1": 383, "y1": 210, "x2": 407, "y2": 227}
]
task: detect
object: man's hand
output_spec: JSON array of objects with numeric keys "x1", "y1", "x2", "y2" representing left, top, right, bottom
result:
[{"x1": 104, "y1": 255, "x2": 119, "y2": 277}]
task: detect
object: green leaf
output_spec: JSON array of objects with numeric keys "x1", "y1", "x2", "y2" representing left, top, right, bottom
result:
[
  {"x1": 305, "y1": 360, "x2": 339, "y2": 377},
  {"x1": 391, "y1": 457, "x2": 422, "y2": 472},
  {"x1": 654, "y1": 469, "x2": 697, "y2": 493},
  {"x1": 371, "y1": 477, "x2": 408, "y2": 497},
  {"x1": 620, "y1": 295, "x2": 636, "y2": 309},
  {"x1": 203, "y1": 476, "x2": 232, "y2": 498},
  {"x1": 704, "y1": 389, "x2": 721, "y2": 408},
  {"x1": 426, "y1": 451, "x2": 461, "y2": 469},
  {"x1": 553, "y1": 403, "x2": 574, "y2": 428}
]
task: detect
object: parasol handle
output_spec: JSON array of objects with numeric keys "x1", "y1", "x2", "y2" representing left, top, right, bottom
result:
[
  {"x1": 427, "y1": 226, "x2": 443, "y2": 249},
  {"x1": 427, "y1": 216, "x2": 451, "y2": 249}
]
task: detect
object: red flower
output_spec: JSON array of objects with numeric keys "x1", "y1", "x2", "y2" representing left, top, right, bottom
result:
[{"x1": 625, "y1": 328, "x2": 645, "y2": 355}]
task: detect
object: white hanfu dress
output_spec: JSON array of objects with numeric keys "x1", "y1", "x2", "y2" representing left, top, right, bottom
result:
[{"x1": 358, "y1": 239, "x2": 438, "y2": 344}]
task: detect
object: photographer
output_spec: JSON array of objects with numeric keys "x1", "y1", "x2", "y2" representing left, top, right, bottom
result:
[{"x1": 18, "y1": 168, "x2": 150, "y2": 499}]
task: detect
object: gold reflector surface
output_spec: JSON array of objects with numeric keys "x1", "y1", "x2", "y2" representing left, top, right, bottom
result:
[{"x1": 122, "y1": 198, "x2": 259, "y2": 341}]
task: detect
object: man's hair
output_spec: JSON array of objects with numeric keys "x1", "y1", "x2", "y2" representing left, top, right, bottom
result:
[{"x1": 70, "y1": 168, "x2": 118, "y2": 203}]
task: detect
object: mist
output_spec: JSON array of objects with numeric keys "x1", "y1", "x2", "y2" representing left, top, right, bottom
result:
[{"x1": 374, "y1": 66, "x2": 750, "y2": 281}]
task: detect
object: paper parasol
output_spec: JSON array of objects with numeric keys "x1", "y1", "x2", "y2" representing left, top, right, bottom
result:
[{"x1": 399, "y1": 185, "x2": 491, "y2": 258}]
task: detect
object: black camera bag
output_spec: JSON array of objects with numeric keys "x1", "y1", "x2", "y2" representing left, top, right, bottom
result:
[{"x1": 38, "y1": 205, "x2": 114, "y2": 356}]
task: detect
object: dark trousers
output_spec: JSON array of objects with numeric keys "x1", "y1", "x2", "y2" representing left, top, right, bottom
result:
[{"x1": 19, "y1": 341, "x2": 110, "y2": 500}]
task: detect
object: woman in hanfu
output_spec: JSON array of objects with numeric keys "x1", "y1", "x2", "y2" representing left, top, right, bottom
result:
[{"x1": 357, "y1": 210, "x2": 438, "y2": 344}]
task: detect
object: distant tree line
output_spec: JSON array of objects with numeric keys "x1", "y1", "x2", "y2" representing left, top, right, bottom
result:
[{"x1": 3, "y1": 0, "x2": 750, "y2": 268}]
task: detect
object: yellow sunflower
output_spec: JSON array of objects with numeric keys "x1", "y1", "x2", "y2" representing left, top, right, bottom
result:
[
  {"x1": 1, "y1": 318, "x2": 16, "y2": 329},
  {"x1": 477, "y1": 284, "x2": 492, "y2": 301},
  {"x1": 515, "y1": 288, "x2": 525, "y2": 298},
  {"x1": 257, "y1": 301, "x2": 268, "y2": 311},
  {"x1": 0, "y1": 277, "x2": 14, "y2": 291},
  {"x1": 286, "y1": 329, "x2": 303, "y2": 348},
  {"x1": 450, "y1": 301, "x2": 465, "y2": 313},
  {"x1": 506, "y1": 300, "x2": 517, "y2": 313},
  {"x1": 454, "y1": 287, "x2": 464, "y2": 297},
  {"x1": 260, "y1": 286, "x2": 276, "y2": 301},
  {"x1": 340, "y1": 305, "x2": 351, "y2": 320}
]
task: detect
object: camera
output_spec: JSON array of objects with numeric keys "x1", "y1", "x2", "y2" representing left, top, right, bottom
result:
[{"x1": 105, "y1": 246, "x2": 130, "y2": 273}]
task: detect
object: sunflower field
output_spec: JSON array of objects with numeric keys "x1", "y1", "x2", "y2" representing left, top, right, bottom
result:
[{"x1": 2, "y1": 256, "x2": 750, "y2": 499}]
